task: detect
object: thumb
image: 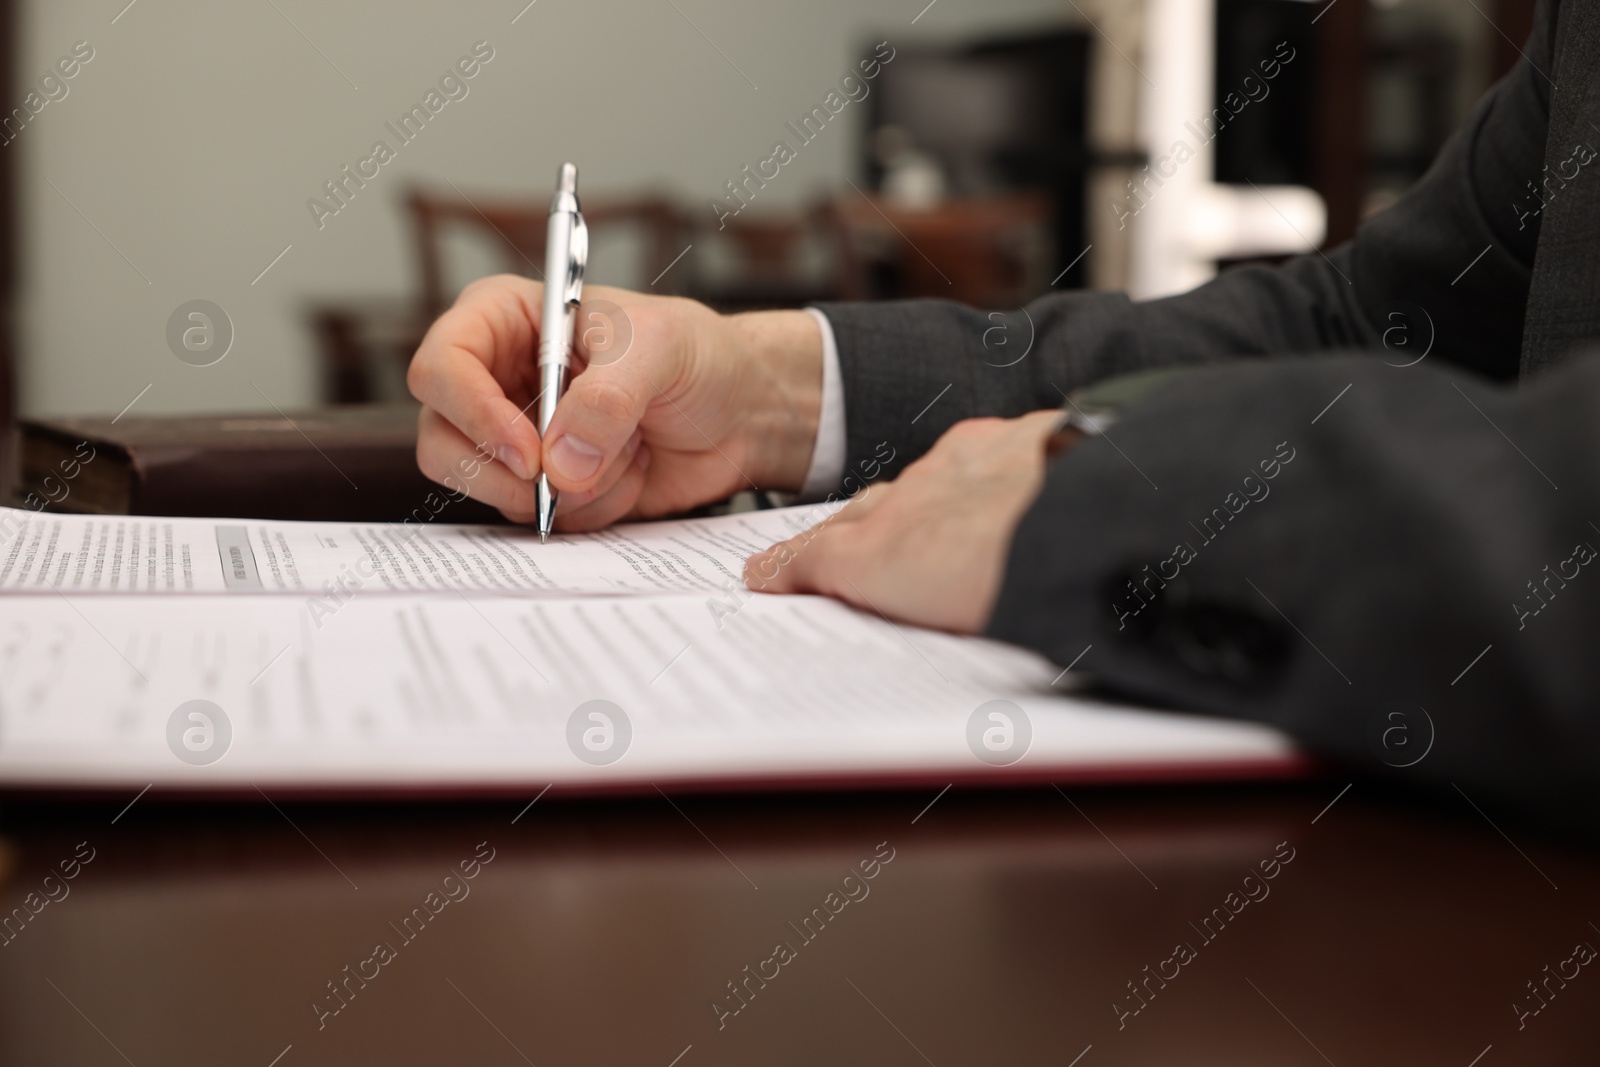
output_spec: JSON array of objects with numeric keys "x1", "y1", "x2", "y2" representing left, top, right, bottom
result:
[{"x1": 541, "y1": 361, "x2": 654, "y2": 494}]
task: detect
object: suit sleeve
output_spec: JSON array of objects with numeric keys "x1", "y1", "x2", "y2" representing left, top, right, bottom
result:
[
  {"x1": 987, "y1": 354, "x2": 1600, "y2": 831},
  {"x1": 979, "y1": 7, "x2": 1578, "y2": 825},
  {"x1": 815, "y1": 0, "x2": 1554, "y2": 487}
]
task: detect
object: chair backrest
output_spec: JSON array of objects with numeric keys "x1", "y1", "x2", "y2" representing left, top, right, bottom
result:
[
  {"x1": 825, "y1": 191, "x2": 1052, "y2": 308},
  {"x1": 713, "y1": 211, "x2": 814, "y2": 276},
  {"x1": 685, "y1": 200, "x2": 844, "y2": 311},
  {"x1": 405, "y1": 187, "x2": 690, "y2": 319}
]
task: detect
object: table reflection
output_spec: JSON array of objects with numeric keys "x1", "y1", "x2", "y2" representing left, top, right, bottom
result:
[{"x1": 1, "y1": 783, "x2": 1596, "y2": 1065}]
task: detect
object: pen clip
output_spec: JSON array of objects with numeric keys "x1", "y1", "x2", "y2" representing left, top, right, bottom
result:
[{"x1": 564, "y1": 214, "x2": 587, "y2": 307}]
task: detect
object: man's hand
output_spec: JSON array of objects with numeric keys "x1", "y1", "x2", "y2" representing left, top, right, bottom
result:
[
  {"x1": 407, "y1": 275, "x2": 823, "y2": 530},
  {"x1": 743, "y1": 410, "x2": 1067, "y2": 634}
]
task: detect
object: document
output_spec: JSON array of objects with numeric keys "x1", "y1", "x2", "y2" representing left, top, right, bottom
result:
[
  {"x1": 0, "y1": 504, "x2": 820, "y2": 597},
  {"x1": 0, "y1": 504, "x2": 1302, "y2": 793}
]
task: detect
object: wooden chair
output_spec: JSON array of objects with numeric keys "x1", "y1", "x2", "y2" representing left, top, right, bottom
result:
[
  {"x1": 308, "y1": 188, "x2": 692, "y2": 404},
  {"x1": 686, "y1": 200, "x2": 844, "y2": 312},
  {"x1": 825, "y1": 191, "x2": 1053, "y2": 308},
  {"x1": 307, "y1": 299, "x2": 428, "y2": 405},
  {"x1": 406, "y1": 186, "x2": 690, "y2": 319}
]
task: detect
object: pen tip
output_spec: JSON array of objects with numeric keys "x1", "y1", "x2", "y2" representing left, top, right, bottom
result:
[
  {"x1": 557, "y1": 162, "x2": 577, "y2": 193},
  {"x1": 536, "y1": 475, "x2": 558, "y2": 544}
]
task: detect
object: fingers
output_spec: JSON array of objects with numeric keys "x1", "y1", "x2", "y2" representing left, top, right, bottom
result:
[
  {"x1": 553, "y1": 445, "x2": 653, "y2": 532},
  {"x1": 1016, "y1": 408, "x2": 1070, "y2": 446},
  {"x1": 540, "y1": 303, "x2": 681, "y2": 495},
  {"x1": 740, "y1": 470, "x2": 896, "y2": 591},
  {"x1": 416, "y1": 405, "x2": 539, "y2": 518},
  {"x1": 743, "y1": 517, "x2": 863, "y2": 600},
  {"x1": 419, "y1": 411, "x2": 644, "y2": 528},
  {"x1": 554, "y1": 430, "x2": 642, "y2": 516},
  {"x1": 407, "y1": 275, "x2": 546, "y2": 481}
]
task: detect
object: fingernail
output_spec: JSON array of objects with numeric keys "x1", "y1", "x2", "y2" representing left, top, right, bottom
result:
[
  {"x1": 549, "y1": 434, "x2": 603, "y2": 481},
  {"x1": 497, "y1": 445, "x2": 530, "y2": 480}
]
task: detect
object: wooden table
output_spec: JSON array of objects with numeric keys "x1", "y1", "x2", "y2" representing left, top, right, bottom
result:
[{"x1": 1, "y1": 782, "x2": 1596, "y2": 1064}]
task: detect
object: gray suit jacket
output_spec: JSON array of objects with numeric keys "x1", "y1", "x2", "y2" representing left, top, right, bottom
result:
[{"x1": 819, "y1": 0, "x2": 1600, "y2": 828}]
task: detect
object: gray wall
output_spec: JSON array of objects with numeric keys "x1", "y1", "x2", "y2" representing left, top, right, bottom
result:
[{"x1": 16, "y1": 0, "x2": 1073, "y2": 418}]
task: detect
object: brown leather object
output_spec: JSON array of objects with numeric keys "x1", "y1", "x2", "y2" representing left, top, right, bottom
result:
[{"x1": 15, "y1": 403, "x2": 506, "y2": 524}]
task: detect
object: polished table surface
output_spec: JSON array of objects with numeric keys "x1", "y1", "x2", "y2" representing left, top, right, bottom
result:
[{"x1": 1, "y1": 781, "x2": 1597, "y2": 1065}]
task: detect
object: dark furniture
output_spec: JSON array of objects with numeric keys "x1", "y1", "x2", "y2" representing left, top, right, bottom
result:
[
  {"x1": 0, "y1": 0, "x2": 15, "y2": 504},
  {"x1": 864, "y1": 29, "x2": 1091, "y2": 290},
  {"x1": 2, "y1": 782, "x2": 1596, "y2": 1063},
  {"x1": 828, "y1": 191, "x2": 1053, "y2": 308},
  {"x1": 308, "y1": 298, "x2": 430, "y2": 405},
  {"x1": 1212, "y1": 0, "x2": 1367, "y2": 247},
  {"x1": 689, "y1": 201, "x2": 844, "y2": 313}
]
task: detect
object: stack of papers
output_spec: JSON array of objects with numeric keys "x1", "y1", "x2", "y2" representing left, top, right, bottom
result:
[{"x1": 0, "y1": 505, "x2": 1301, "y2": 794}]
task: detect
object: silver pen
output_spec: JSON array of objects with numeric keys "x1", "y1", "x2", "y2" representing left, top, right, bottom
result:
[{"x1": 536, "y1": 162, "x2": 588, "y2": 543}]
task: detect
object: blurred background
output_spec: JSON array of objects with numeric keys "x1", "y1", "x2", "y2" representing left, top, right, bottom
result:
[{"x1": 0, "y1": 0, "x2": 1537, "y2": 443}]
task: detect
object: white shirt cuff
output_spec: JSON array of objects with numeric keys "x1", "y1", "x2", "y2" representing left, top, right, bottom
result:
[{"x1": 798, "y1": 307, "x2": 847, "y2": 501}]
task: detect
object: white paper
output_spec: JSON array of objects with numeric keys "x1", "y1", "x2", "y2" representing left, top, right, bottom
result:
[
  {"x1": 0, "y1": 587, "x2": 1296, "y2": 791},
  {"x1": 0, "y1": 503, "x2": 1299, "y2": 792},
  {"x1": 0, "y1": 503, "x2": 830, "y2": 597}
]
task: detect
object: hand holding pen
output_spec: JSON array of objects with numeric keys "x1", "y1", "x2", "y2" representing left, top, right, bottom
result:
[{"x1": 407, "y1": 181, "x2": 827, "y2": 537}]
